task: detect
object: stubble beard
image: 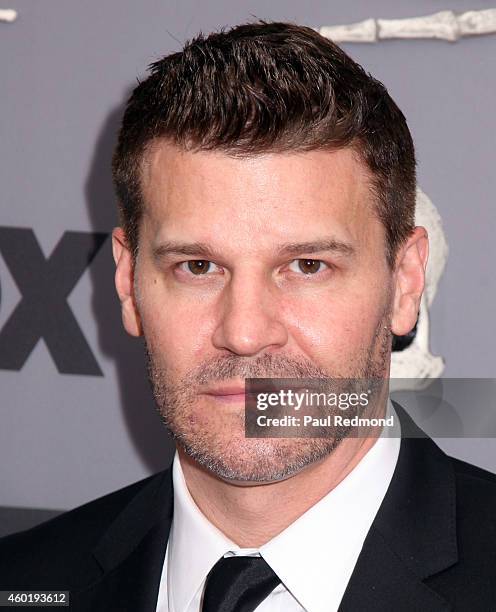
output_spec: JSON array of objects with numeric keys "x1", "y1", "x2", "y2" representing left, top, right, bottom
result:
[{"x1": 145, "y1": 306, "x2": 393, "y2": 483}]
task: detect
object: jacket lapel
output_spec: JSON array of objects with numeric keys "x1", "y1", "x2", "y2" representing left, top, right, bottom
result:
[
  {"x1": 339, "y1": 402, "x2": 458, "y2": 611},
  {"x1": 72, "y1": 469, "x2": 173, "y2": 612},
  {"x1": 339, "y1": 526, "x2": 453, "y2": 611}
]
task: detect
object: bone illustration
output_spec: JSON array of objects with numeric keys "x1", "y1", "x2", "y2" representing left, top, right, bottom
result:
[
  {"x1": 0, "y1": 9, "x2": 17, "y2": 22},
  {"x1": 319, "y1": 9, "x2": 496, "y2": 43}
]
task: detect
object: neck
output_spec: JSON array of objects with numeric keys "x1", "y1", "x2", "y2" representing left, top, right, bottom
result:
[{"x1": 178, "y1": 400, "x2": 389, "y2": 547}]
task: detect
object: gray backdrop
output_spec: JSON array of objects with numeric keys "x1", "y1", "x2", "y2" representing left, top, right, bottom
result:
[{"x1": 1, "y1": 0, "x2": 495, "y2": 513}]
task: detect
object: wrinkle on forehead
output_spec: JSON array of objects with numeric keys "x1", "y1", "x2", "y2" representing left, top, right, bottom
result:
[{"x1": 139, "y1": 141, "x2": 384, "y2": 264}]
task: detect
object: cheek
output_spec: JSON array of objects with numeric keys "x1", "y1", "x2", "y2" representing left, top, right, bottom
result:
[
  {"x1": 284, "y1": 290, "x2": 385, "y2": 362},
  {"x1": 137, "y1": 278, "x2": 218, "y2": 370}
]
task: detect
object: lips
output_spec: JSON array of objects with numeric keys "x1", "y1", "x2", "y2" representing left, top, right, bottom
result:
[
  {"x1": 201, "y1": 382, "x2": 264, "y2": 403},
  {"x1": 203, "y1": 384, "x2": 246, "y2": 397},
  {"x1": 204, "y1": 392, "x2": 246, "y2": 404}
]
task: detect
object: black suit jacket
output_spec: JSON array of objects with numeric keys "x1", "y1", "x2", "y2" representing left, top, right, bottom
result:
[{"x1": 1, "y1": 402, "x2": 496, "y2": 611}]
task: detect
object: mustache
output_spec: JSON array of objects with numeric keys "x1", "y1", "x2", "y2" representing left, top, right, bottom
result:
[
  {"x1": 186, "y1": 353, "x2": 328, "y2": 386},
  {"x1": 144, "y1": 343, "x2": 329, "y2": 389}
]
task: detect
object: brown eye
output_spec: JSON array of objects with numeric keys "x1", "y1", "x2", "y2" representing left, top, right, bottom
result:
[
  {"x1": 297, "y1": 259, "x2": 323, "y2": 274},
  {"x1": 187, "y1": 260, "x2": 211, "y2": 274}
]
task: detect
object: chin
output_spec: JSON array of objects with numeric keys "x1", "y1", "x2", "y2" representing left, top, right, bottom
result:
[{"x1": 175, "y1": 433, "x2": 341, "y2": 483}]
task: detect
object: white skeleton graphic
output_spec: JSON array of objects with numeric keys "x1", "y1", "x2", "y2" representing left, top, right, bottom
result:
[
  {"x1": 0, "y1": 9, "x2": 16, "y2": 22},
  {"x1": 319, "y1": 9, "x2": 496, "y2": 43}
]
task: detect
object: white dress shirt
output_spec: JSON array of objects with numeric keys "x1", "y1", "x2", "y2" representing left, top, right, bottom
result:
[{"x1": 156, "y1": 400, "x2": 401, "y2": 612}]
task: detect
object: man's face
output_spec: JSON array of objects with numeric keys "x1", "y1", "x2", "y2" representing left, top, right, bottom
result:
[{"x1": 117, "y1": 142, "x2": 398, "y2": 482}]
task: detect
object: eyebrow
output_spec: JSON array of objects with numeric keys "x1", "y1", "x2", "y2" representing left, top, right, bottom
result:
[
  {"x1": 152, "y1": 237, "x2": 355, "y2": 261},
  {"x1": 152, "y1": 241, "x2": 217, "y2": 261},
  {"x1": 276, "y1": 238, "x2": 355, "y2": 258}
]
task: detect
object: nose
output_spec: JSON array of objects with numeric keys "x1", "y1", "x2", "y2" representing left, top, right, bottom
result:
[{"x1": 212, "y1": 271, "x2": 288, "y2": 356}]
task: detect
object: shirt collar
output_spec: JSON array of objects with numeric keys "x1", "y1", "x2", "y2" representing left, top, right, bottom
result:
[
  {"x1": 167, "y1": 454, "x2": 238, "y2": 612},
  {"x1": 168, "y1": 399, "x2": 400, "y2": 612}
]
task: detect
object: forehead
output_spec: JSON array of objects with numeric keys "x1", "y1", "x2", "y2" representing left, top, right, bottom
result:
[{"x1": 140, "y1": 141, "x2": 381, "y2": 253}]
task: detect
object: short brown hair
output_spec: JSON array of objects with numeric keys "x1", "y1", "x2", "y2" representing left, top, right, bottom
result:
[{"x1": 112, "y1": 21, "x2": 416, "y2": 267}]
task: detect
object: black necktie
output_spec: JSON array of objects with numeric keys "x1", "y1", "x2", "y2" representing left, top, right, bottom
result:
[{"x1": 201, "y1": 555, "x2": 282, "y2": 612}]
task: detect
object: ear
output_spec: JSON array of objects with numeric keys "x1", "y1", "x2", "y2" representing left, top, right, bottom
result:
[
  {"x1": 112, "y1": 227, "x2": 142, "y2": 337},
  {"x1": 391, "y1": 226, "x2": 429, "y2": 337}
]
